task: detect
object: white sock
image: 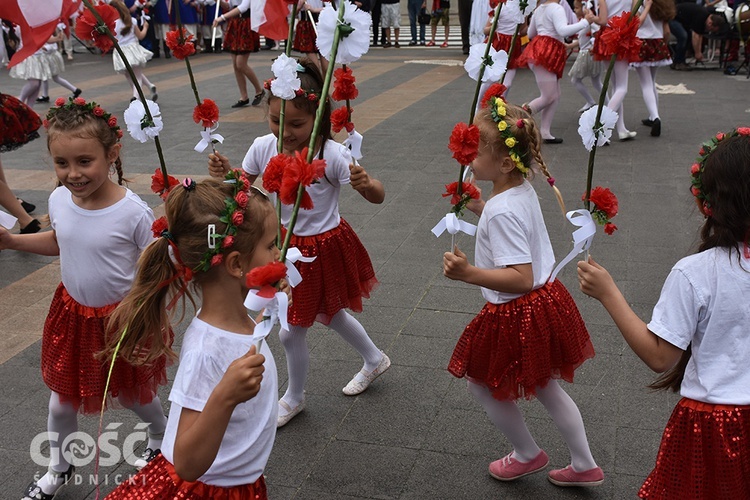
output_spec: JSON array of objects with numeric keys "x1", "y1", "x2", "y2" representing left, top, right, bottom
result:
[
  {"x1": 535, "y1": 380, "x2": 598, "y2": 472},
  {"x1": 40, "y1": 392, "x2": 78, "y2": 494},
  {"x1": 40, "y1": 80, "x2": 49, "y2": 98},
  {"x1": 279, "y1": 325, "x2": 309, "y2": 408},
  {"x1": 122, "y1": 396, "x2": 167, "y2": 450},
  {"x1": 328, "y1": 310, "x2": 382, "y2": 380},
  {"x1": 467, "y1": 382, "x2": 541, "y2": 462}
]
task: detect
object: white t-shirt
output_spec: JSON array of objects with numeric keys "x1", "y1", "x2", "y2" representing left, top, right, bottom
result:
[
  {"x1": 49, "y1": 186, "x2": 154, "y2": 308},
  {"x1": 636, "y1": 11, "x2": 664, "y2": 39},
  {"x1": 161, "y1": 317, "x2": 278, "y2": 487},
  {"x1": 575, "y1": 22, "x2": 598, "y2": 50},
  {"x1": 604, "y1": 0, "x2": 630, "y2": 19},
  {"x1": 494, "y1": 7, "x2": 522, "y2": 36},
  {"x1": 242, "y1": 133, "x2": 352, "y2": 236},
  {"x1": 114, "y1": 18, "x2": 137, "y2": 46},
  {"x1": 474, "y1": 180, "x2": 556, "y2": 304},
  {"x1": 528, "y1": 3, "x2": 590, "y2": 41},
  {"x1": 647, "y1": 247, "x2": 750, "y2": 405}
]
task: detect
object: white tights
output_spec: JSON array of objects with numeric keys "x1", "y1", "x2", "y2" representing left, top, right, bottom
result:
[
  {"x1": 527, "y1": 65, "x2": 561, "y2": 140},
  {"x1": 571, "y1": 73, "x2": 602, "y2": 106},
  {"x1": 475, "y1": 70, "x2": 516, "y2": 114},
  {"x1": 40, "y1": 76, "x2": 77, "y2": 97},
  {"x1": 123, "y1": 66, "x2": 155, "y2": 98},
  {"x1": 279, "y1": 310, "x2": 382, "y2": 407},
  {"x1": 635, "y1": 65, "x2": 659, "y2": 121},
  {"x1": 468, "y1": 380, "x2": 598, "y2": 472},
  {"x1": 606, "y1": 60, "x2": 630, "y2": 134},
  {"x1": 18, "y1": 79, "x2": 41, "y2": 107}
]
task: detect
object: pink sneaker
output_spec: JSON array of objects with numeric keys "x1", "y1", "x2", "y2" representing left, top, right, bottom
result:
[
  {"x1": 548, "y1": 465, "x2": 604, "y2": 487},
  {"x1": 489, "y1": 450, "x2": 549, "y2": 481}
]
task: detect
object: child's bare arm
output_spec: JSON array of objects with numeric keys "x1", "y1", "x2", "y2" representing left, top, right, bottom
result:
[
  {"x1": 350, "y1": 164, "x2": 385, "y2": 204},
  {"x1": 443, "y1": 246, "x2": 534, "y2": 294},
  {"x1": 0, "y1": 228, "x2": 59, "y2": 255}
]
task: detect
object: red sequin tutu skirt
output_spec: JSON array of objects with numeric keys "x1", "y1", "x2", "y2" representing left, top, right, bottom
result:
[
  {"x1": 293, "y1": 19, "x2": 317, "y2": 53},
  {"x1": 639, "y1": 398, "x2": 750, "y2": 499},
  {"x1": 491, "y1": 32, "x2": 525, "y2": 69},
  {"x1": 517, "y1": 35, "x2": 568, "y2": 79},
  {"x1": 223, "y1": 15, "x2": 260, "y2": 54},
  {"x1": 448, "y1": 279, "x2": 594, "y2": 401},
  {"x1": 631, "y1": 38, "x2": 672, "y2": 67},
  {"x1": 286, "y1": 218, "x2": 378, "y2": 328},
  {"x1": 105, "y1": 454, "x2": 267, "y2": 499},
  {"x1": 42, "y1": 283, "x2": 169, "y2": 414},
  {"x1": 0, "y1": 93, "x2": 41, "y2": 153}
]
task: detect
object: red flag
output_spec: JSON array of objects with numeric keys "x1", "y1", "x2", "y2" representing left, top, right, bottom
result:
[
  {"x1": 0, "y1": 0, "x2": 80, "y2": 68},
  {"x1": 251, "y1": 0, "x2": 290, "y2": 42}
]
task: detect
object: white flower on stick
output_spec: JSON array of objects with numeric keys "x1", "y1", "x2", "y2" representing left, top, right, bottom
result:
[
  {"x1": 464, "y1": 43, "x2": 508, "y2": 82},
  {"x1": 578, "y1": 105, "x2": 618, "y2": 151},
  {"x1": 124, "y1": 99, "x2": 163, "y2": 143},
  {"x1": 505, "y1": 0, "x2": 538, "y2": 24},
  {"x1": 270, "y1": 53, "x2": 301, "y2": 100},
  {"x1": 316, "y1": 0, "x2": 372, "y2": 64}
]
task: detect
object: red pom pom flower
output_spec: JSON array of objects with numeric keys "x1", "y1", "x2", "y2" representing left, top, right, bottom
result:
[
  {"x1": 151, "y1": 216, "x2": 169, "y2": 238},
  {"x1": 263, "y1": 154, "x2": 290, "y2": 194},
  {"x1": 193, "y1": 99, "x2": 219, "y2": 128},
  {"x1": 583, "y1": 186, "x2": 619, "y2": 234},
  {"x1": 151, "y1": 168, "x2": 180, "y2": 200},
  {"x1": 331, "y1": 107, "x2": 354, "y2": 133},
  {"x1": 165, "y1": 28, "x2": 196, "y2": 60},
  {"x1": 448, "y1": 122, "x2": 480, "y2": 166},
  {"x1": 76, "y1": 4, "x2": 119, "y2": 54},
  {"x1": 480, "y1": 83, "x2": 508, "y2": 109},
  {"x1": 279, "y1": 148, "x2": 327, "y2": 209},
  {"x1": 332, "y1": 66, "x2": 359, "y2": 101},
  {"x1": 443, "y1": 181, "x2": 481, "y2": 215},
  {"x1": 246, "y1": 261, "x2": 288, "y2": 298},
  {"x1": 599, "y1": 13, "x2": 642, "y2": 61}
]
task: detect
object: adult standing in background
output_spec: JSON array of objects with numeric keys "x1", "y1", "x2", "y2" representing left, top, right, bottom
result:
[{"x1": 458, "y1": 0, "x2": 472, "y2": 54}]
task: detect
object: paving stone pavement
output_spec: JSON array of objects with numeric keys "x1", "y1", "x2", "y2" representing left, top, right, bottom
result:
[{"x1": 1, "y1": 44, "x2": 748, "y2": 499}]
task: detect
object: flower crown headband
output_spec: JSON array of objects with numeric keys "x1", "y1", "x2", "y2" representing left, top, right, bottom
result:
[
  {"x1": 691, "y1": 127, "x2": 750, "y2": 216},
  {"x1": 44, "y1": 97, "x2": 123, "y2": 140},
  {"x1": 263, "y1": 78, "x2": 321, "y2": 102},
  {"x1": 488, "y1": 96, "x2": 529, "y2": 175}
]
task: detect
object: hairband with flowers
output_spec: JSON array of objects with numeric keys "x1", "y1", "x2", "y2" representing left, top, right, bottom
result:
[
  {"x1": 263, "y1": 79, "x2": 320, "y2": 102},
  {"x1": 488, "y1": 96, "x2": 529, "y2": 175},
  {"x1": 44, "y1": 97, "x2": 123, "y2": 140},
  {"x1": 691, "y1": 128, "x2": 750, "y2": 216}
]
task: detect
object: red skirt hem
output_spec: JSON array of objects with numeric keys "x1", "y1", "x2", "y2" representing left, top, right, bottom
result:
[
  {"x1": 286, "y1": 218, "x2": 378, "y2": 327},
  {"x1": 491, "y1": 32, "x2": 524, "y2": 69},
  {"x1": 0, "y1": 93, "x2": 42, "y2": 152},
  {"x1": 634, "y1": 37, "x2": 671, "y2": 63},
  {"x1": 42, "y1": 283, "x2": 171, "y2": 414},
  {"x1": 517, "y1": 36, "x2": 567, "y2": 79},
  {"x1": 447, "y1": 280, "x2": 594, "y2": 401},
  {"x1": 223, "y1": 17, "x2": 260, "y2": 54},
  {"x1": 638, "y1": 398, "x2": 750, "y2": 499},
  {"x1": 293, "y1": 19, "x2": 318, "y2": 53},
  {"x1": 104, "y1": 454, "x2": 268, "y2": 499}
]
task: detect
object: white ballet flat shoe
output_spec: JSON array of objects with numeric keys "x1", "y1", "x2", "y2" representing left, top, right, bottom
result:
[
  {"x1": 618, "y1": 130, "x2": 637, "y2": 141},
  {"x1": 277, "y1": 398, "x2": 305, "y2": 428},
  {"x1": 342, "y1": 351, "x2": 391, "y2": 396}
]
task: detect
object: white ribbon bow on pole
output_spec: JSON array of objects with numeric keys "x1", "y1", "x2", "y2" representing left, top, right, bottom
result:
[
  {"x1": 284, "y1": 247, "x2": 317, "y2": 287},
  {"x1": 244, "y1": 289, "x2": 290, "y2": 350},
  {"x1": 194, "y1": 125, "x2": 225, "y2": 152},
  {"x1": 431, "y1": 212, "x2": 478, "y2": 238},
  {"x1": 548, "y1": 209, "x2": 596, "y2": 282},
  {"x1": 343, "y1": 128, "x2": 363, "y2": 160}
]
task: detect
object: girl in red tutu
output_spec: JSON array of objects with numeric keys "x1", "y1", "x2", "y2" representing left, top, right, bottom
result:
[
  {"x1": 0, "y1": 98, "x2": 169, "y2": 500},
  {"x1": 104, "y1": 175, "x2": 278, "y2": 500},
  {"x1": 484, "y1": 5, "x2": 526, "y2": 93},
  {"x1": 207, "y1": 58, "x2": 389, "y2": 428},
  {"x1": 213, "y1": 0, "x2": 264, "y2": 108},
  {"x1": 293, "y1": 0, "x2": 329, "y2": 75},
  {"x1": 578, "y1": 129, "x2": 750, "y2": 499},
  {"x1": 518, "y1": 0, "x2": 595, "y2": 143},
  {"x1": 443, "y1": 97, "x2": 603, "y2": 488}
]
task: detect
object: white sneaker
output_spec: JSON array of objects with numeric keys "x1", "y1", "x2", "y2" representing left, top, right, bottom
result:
[
  {"x1": 277, "y1": 398, "x2": 305, "y2": 428},
  {"x1": 618, "y1": 130, "x2": 637, "y2": 141},
  {"x1": 342, "y1": 351, "x2": 391, "y2": 396}
]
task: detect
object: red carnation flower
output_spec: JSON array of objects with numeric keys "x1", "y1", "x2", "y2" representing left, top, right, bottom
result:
[
  {"x1": 235, "y1": 190, "x2": 249, "y2": 209},
  {"x1": 75, "y1": 4, "x2": 118, "y2": 54},
  {"x1": 151, "y1": 216, "x2": 169, "y2": 238},
  {"x1": 231, "y1": 210, "x2": 244, "y2": 226},
  {"x1": 332, "y1": 66, "x2": 359, "y2": 101},
  {"x1": 165, "y1": 29, "x2": 196, "y2": 60},
  {"x1": 151, "y1": 168, "x2": 180, "y2": 200},
  {"x1": 331, "y1": 107, "x2": 354, "y2": 133},
  {"x1": 263, "y1": 154, "x2": 289, "y2": 194},
  {"x1": 448, "y1": 122, "x2": 480, "y2": 166},
  {"x1": 245, "y1": 261, "x2": 288, "y2": 298},
  {"x1": 599, "y1": 13, "x2": 642, "y2": 61},
  {"x1": 279, "y1": 148, "x2": 327, "y2": 209},
  {"x1": 480, "y1": 83, "x2": 507, "y2": 108},
  {"x1": 193, "y1": 99, "x2": 219, "y2": 128},
  {"x1": 443, "y1": 181, "x2": 480, "y2": 206},
  {"x1": 586, "y1": 186, "x2": 618, "y2": 219},
  {"x1": 604, "y1": 223, "x2": 617, "y2": 235},
  {"x1": 55, "y1": 97, "x2": 66, "y2": 107}
]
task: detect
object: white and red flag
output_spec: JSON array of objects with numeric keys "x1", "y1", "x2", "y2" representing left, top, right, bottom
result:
[
  {"x1": 251, "y1": 0, "x2": 291, "y2": 42},
  {"x1": 0, "y1": 0, "x2": 81, "y2": 68}
]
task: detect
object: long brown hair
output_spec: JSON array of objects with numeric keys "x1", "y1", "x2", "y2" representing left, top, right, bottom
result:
[
  {"x1": 648, "y1": 0, "x2": 676, "y2": 22},
  {"x1": 110, "y1": 0, "x2": 133, "y2": 36},
  {"x1": 103, "y1": 178, "x2": 274, "y2": 366}
]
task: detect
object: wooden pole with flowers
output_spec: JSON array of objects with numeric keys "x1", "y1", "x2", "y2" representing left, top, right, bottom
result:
[{"x1": 78, "y1": 0, "x2": 172, "y2": 198}]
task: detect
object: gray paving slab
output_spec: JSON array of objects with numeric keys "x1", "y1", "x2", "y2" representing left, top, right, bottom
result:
[{"x1": 1, "y1": 40, "x2": 748, "y2": 499}]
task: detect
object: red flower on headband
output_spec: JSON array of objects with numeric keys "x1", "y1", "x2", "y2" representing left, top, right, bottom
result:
[
  {"x1": 235, "y1": 190, "x2": 249, "y2": 209},
  {"x1": 55, "y1": 97, "x2": 66, "y2": 107},
  {"x1": 443, "y1": 181, "x2": 480, "y2": 206},
  {"x1": 245, "y1": 261, "x2": 288, "y2": 298},
  {"x1": 448, "y1": 122, "x2": 480, "y2": 166},
  {"x1": 332, "y1": 67, "x2": 359, "y2": 101},
  {"x1": 263, "y1": 154, "x2": 290, "y2": 194},
  {"x1": 151, "y1": 216, "x2": 169, "y2": 238},
  {"x1": 738, "y1": 127, "x2": 750, "y2": 136},
  {"x1": 599, "y1": 13, "x2": 641, "y2": 61},
  {"x1": 151, "y1": 168, "x2": 180, "y2": 200},
  {"x1": 331, "y1": 107, "x2": 354, "y2": 133},
  {"x1": 584, "y1": 186, "x2": 619, "y2": 234},
  {"x1": 480, "y1": 83, "x2": 507, "y2": 109},
  {"x1": 165, "y1": 28, "x2": 196, "y2": 60},
  {"x1": 279, "y1": 148, "x2": 326, "y2": 210},
  {"x1": 193, "y1": 99, "x2": 219, "y2": 128},
  {"x1": 76, "y1": 4, "x2": 118, "y2": 54}
]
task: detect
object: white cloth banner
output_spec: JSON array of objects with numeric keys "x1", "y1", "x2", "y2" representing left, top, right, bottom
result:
[{"x1": 548, "y1": 209, "x2": 596, "y2": 282}]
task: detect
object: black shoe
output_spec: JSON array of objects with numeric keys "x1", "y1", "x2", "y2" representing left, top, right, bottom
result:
[
  {"x1": 462, "y1": 46, "x2": 470, "y2": 55},
  {"x1": 382, "y1": 41, "x2": 392, "y2": 48},
  {"x1": 22, "y1": 465, "x2": 75, "y2": 500},
  {"x1": 20, "y1": 219, "x2": 41, "y2": 234},
  {"x1": 231, "y1": 98, "x2": 250, "y2": 108},
  {"x1": 408, "y1": 40, "x2": 417, "y2": 46},
  {"x1": 150, "y1": 85, "x2": 158, "y2": 102},
  {"x1": 130, "y1": 97, "x2": 137, "y2": 102},
  {"x1": 133, "y1": 448, "x2": 162, "y2": 470},
  {"x1": 72, "y1": 88, "x2": 82, "y2": 98},
  {"x1": 641, "y1": 118, "x2": 655, "y2": 127},
  {"x1": 17, "y1": 198, "x2": 35, "y2": 213},
  {"x1": 650, "y1": 118, "x2": 661, "y2": 137},
  {"x1": 35, "y1": 96, "x2": 50, "y2": 103},
  {"x1": 394, "y1": 42, "x2": 400, "y2": 48},
  {"x1": 543, "y1": 137, "x2": 563, "y2": 144},
  {"x1": 251, "y1": 92, "x2": 264, "y2": 106}
]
